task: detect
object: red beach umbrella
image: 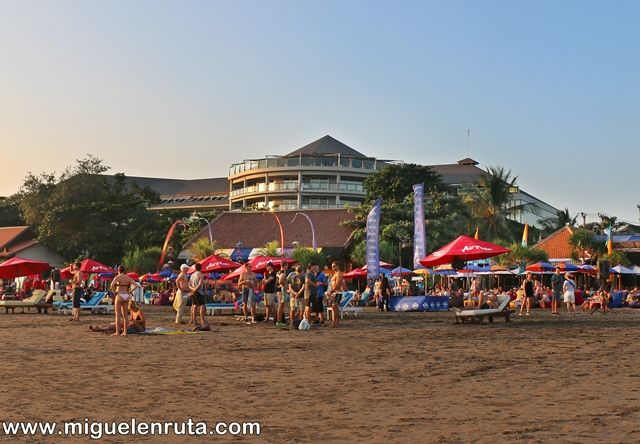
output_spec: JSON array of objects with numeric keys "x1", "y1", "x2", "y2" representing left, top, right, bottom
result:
[
  {"x1": 247, "y1": 256, "x2": 296, "y2": 272},
  {"x1": 190, "y1": 255, "x2": 241, "y2": 274},
  {"x1": 0, "y1": 256, "x2": 51, "y2": 279},
  {"x1": 419, "y1": 235, "x2": 510, "y2": 267},
  {"x1": 343, "y1": 267, "x2": 368, "y2": 280},
  {"x1": 79, "y1": 259, "x2": 115, "y2": 274}
]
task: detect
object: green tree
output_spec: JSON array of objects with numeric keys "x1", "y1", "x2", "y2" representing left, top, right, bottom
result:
[
  {"x1": 495, "y1": 243, "x2": 549, "y2": 267},
  {"x1": 602, "y1": 251, "x2": 630, "y2": 267},
  {"x1": 569, "y1": 228, "x2": 604, "y2": 262},
  {"x1": 122, "y1": 246, "x2": 162, "y2": 274},
  {"x1": 348, "y1": 239, "x2": 398, "y2": 267},
  {"x1": 291, "y1": 247, "x2": 326, "y2": 270},
  {"x1": 13, "y1": 155, "x2": 167, "y2": 263},
  {"x1": 258, "y1": 240, "x2": 281, "y2": 257},
  {"x1": 189, "y1": 238, "x2": 227, "y2": 262},
  {"x1": 0, "y1": 197, "x2": 24, "y2": 226},
  {"x1": 537, "y1": 208, "x2": 577, "y2": 237},
  {"x1": 344, "y1": 163, "x2": 469, "y2": 267},
  {"x1": 461, "y1": 166, "x2": 529, "y2": 242}
]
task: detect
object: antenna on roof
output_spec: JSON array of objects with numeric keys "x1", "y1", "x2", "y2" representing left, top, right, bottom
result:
[{"x1": 466, "y1": 129, "x2": 471, "y2": 157}]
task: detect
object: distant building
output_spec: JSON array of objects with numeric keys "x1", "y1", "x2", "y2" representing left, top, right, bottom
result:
[
  {"x1": 0, "y1": 226, "x2": 66, "y2": 267},
  {"x1": 228, "y1": 135, "x2": 387, "y2": 211},
  {"x1": 429, "y1": 158, "x2": 558, "y2": 227},
  {"x1": 533, "y1": 225, "x2": 580, "y2": 263},
  {"x1": 114, "y1": 135, "x2": 559, "y2": 228},
  {"x1": 179, "y1": 208, "x2": 354, "y2": 261}
]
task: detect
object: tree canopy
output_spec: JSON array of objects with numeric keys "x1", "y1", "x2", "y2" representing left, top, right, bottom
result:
[
  {"x1": 12, "y1": 156, "x2": 168, "y2": 264},
  {"x1": 344, "y1": 163, "x2": 470, "y2": 267}
]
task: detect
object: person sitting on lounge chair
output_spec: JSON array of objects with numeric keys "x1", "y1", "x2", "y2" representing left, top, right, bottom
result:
[{"x1": 89, "y1": 300, "x2": 145, "y2": 334}]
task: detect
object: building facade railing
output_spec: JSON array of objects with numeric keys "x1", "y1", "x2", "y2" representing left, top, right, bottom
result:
[{"x1": 229, "y1": 155, "x2": 384, "y2": 177}]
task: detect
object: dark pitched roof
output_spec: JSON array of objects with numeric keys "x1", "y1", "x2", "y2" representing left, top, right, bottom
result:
[
  {"x1": 111, "y1": 175, "x2": 228, "y2": 196},
  {"x1": 284, "y1": 135, "x2": 368, "y2": 158},
  {"x1": 0, "y1": 226, "x2": 33, "y2": 251},
  {"x1": 181, "y1": 209, "x2": 354, "y2": 251},
  {"x1": 428, "y1": 163, "x2": 486, "y2": 185}
]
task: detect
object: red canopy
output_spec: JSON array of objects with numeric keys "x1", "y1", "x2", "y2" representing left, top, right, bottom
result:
[
  {"x1": 60, "y1": 259, "x2": 115, "y2": 280},
  {"x1": 79, "y1": 259, "x2": 115, "y2": 274},
  {"x1": 221, "y1": 264, "x2": 247, "y2": 281},
  {"x1": 419, "y1": 235, "x2": 510, "y2": 267},
  {"x1": 0, "y1": 256, "x2": 51, "y2": 279},
  {"x1": 343, "y1": 267, "x2": 368, "y2": 280},
  {"x1": 189, "y1": 255, "x2": 240, "y2": 274},
  {"x1": 247, "y1": 256, "x2": 296, "y2": 272},
  {"x1": 126, "y1": 272, "x2": 140, "y2": 280}
]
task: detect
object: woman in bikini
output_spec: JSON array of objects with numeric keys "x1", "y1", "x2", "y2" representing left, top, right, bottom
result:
[{"x1": 110, "y1": 265, "x2": 137, "y2": 336}]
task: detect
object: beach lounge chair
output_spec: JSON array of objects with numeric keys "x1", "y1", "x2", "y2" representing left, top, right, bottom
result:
[
  {"x1": 56, "y1": 292, "x2": 107, "y2": 315},
  {"x1": 205, "y1": 302, "x2": 236, "y2": 316},
  {"x1": 326, "y1": 292, "x2": 359, "y2": 321},
  {"x1": 0, "y1": 290, "x2": 48, "y2": 314},
  {"x1": 455, "y1": 295, "x2": 512, "y2": 324}
]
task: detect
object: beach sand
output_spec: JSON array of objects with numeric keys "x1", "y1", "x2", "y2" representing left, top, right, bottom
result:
[{"x1": 1, "y1": 306, "x2": 639, "y2": 443}]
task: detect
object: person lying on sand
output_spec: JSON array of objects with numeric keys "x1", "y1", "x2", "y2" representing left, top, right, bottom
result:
[{"x1": 89, "y1": 300, "x2": 145, "y2": 334}]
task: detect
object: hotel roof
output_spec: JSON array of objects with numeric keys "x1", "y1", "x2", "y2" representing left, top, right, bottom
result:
[{"x1": 284, "y1": 135, "x2": 368, "y2": 158}]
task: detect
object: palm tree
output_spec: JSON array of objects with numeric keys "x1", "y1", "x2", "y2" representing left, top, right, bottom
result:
[
  {"x1": 537, "y1": 208, "x2": 577, "y2": 236},
  {"x1": 190, "y1": 238, "x2": 227, "y2": 262},
  {"x1": 258, "y1": 240, "x2": 281, "y2": 257},
  {"x1": 463, "y1": 166, "x2": 529, "y2": 242}
]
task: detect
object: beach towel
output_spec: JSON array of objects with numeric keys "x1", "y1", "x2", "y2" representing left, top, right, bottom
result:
[{"x1": 141, "y1": 327, "x2": 202, "y2": 335}]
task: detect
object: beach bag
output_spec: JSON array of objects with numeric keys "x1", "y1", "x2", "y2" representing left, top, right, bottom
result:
[
  {"x1": 298, "y1": 318, "x2": 311, "y2": 331},
  {"x1": 292, "y1": 319, "x2": 302, "y2": 329}
]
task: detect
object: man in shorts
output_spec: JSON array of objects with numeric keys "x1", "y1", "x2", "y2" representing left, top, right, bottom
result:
[
  {"x1": 326, "y1": 261, "x2": 346, "y2": 327},
  {"x1": 188, "y1": 262, "x2": 207, "y2": 326},
  {"x1": 70, "y1": 262, "x2": 84, "y2": 322},
  {"x1": 550, "y1": 266, "x2": 564, "y2": 316},
  {"x1": 239, "y1": 263, "x2": 257, "y2": 324},
  {"x1": 276, "y1": 262, "x2": 289, "y2": 326},
  {"x1": 315, "y1": 266, "x2": 328, "y2": 325},
  {"x1": 288, "y1": 265, "x2": 304, "y2": 327},
  {"x1": 262, "y1": 262, "x2": 277, "y2": 323},
  {"x1": 303, "y1": 263, "x2": 318, "y2": 322}
]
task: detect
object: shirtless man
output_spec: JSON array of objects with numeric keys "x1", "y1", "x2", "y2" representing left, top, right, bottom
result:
[
  {"x1": 70, "y1": 262, "x2": 83, "y2": 322},
  {"x1": 110, "y1": 265, "x2": 137, "y2": 336},
  {"x1": 326, "y1": 261, "x2": 346, "y2": 327},
  {"x1": 238, "y1": 263, "x2": 257, "y2": 324}
]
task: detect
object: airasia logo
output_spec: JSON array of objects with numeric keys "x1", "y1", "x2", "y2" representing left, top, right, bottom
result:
[{"x1": 461, "y1": 245, "x2": 492, "y2": 253}]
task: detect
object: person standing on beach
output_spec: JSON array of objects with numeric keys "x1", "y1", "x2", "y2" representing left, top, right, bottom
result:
[
  {"x1": 189, "y1": 262, "x2": 207, "y2": 326},
  {"x1": 110, "y1": 265, "x2": 137, "y2": 336},
  {"x1": 380, "y1": 273, "x2": 391, "y2": 312},
  {"x1": 173, "y1": 264, "x2": 190, "y2": 324},
  {"x1": 238, "y1": 263, "x2": 257, "y2": 324},
  {"x1": 563, "y1": 273, "x2": 577, "y2": 316},
  {"x1": 276, "y1": 262, "x2": 289, "y2": 325},
  {"x1": 262, "y1": 262, "x2": 277, "y2": 323},
  {"x1": 287, "y1": 265, "x2": 304, "y2": 326},
  {"x1": 326, "y1": 261, "x2": 346, "y2": 327},
  {"x1": 315, "y1": 266, "x2": 327, "y2": 324},
  {"x1": 303, "y1": 263, "x2": 318, "y2": 322},
  {"x1": 70, "y1": 262, "x2": 83, "y2": 322},
  {"x1": 519, "y1": 272, "x2": 534, "y2": 316},
  {"x1": 550, "y1": 267, "x2": 564, "y2": 315}
]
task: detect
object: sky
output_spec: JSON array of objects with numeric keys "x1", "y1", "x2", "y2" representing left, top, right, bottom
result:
[{"x1": 1, "y1": 0, "x2": 638, "y2": 223}]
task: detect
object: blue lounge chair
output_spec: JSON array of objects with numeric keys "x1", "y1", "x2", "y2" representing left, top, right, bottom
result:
[
  {"x1": 326, "y1": 292, "x2": 361, "y2": 320},
  {"x1": 56, "y1": 292, "x2": 106, "y2": 315}
]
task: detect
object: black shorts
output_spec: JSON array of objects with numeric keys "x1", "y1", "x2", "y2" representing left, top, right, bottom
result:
[
  {"x1": 72, "y1": 288, "x2": 83, "y2": 308},
  {"x1": 312, "y1": 296, "x2": 323, "y2": 314},
  {"x1": 305, "y1": 295, "x2": 316, "y2": 308},
  {"x1": 193, "y1": 292, "x2": 205, "y2": 306}
]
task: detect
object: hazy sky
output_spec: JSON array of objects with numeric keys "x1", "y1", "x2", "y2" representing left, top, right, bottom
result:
[{"x1": 1, "y1": 0, "x2": 638, "y2": 223}]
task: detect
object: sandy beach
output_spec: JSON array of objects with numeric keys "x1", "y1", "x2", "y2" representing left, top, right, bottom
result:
[{"x1": 1, "y1": 307, "x2": 640, "y2": 443}]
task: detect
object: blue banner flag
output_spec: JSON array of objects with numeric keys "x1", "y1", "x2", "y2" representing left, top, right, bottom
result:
[
  {"x1": 366, "y1": 198, "x2": 382, "y2": 280},
  {"x1": 413, "y1": 183, "x2": 426, "y2": 268}
]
